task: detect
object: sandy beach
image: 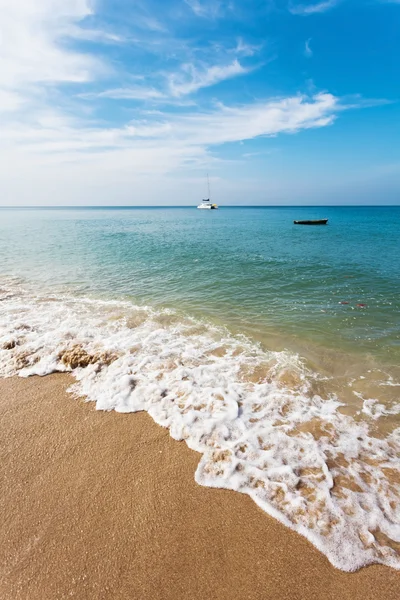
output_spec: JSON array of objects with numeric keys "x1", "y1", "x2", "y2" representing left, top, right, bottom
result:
[{"x1": 0, "y1": 374, "x2": 398, "y2": 600}]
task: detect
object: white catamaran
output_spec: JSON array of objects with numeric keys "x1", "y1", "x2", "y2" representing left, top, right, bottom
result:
[{"x1": 197, "y1": 174, "x2": 218, "y2": 210}]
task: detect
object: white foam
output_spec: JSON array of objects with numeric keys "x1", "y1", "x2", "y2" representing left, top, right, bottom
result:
[
  {"x1": 1, "y1": 280, "x2": 399, "y2": 572},
  {"x1": 360, "y1": 396, "x2": 400, "y2": 420}
]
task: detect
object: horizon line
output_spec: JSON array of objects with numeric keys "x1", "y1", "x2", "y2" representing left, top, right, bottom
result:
[{"x1": 0, "y1": 205, "x2": 399, "y2": 209}]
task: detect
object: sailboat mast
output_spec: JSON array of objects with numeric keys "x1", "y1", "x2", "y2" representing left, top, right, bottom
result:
[{"x1": 207, "y1": 173, "x2": 211, "y2": 200}]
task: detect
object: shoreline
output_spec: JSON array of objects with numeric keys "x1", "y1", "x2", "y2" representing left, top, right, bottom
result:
[{"x1": 1, "y1": 374, "x2": 399, "y2": 600}]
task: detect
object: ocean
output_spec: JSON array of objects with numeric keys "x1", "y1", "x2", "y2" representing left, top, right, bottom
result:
[{"x1": 0, "y1": 205, "x2": 399, "y2": 571}]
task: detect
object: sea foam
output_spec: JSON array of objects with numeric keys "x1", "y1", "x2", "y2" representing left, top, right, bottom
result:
[{"x1": 0, "y1": 280, "x2": 399, "y2": 572}]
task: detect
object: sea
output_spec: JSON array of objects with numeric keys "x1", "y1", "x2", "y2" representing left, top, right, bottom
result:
[{"x1": 0, "y1": 205, "x2": 399, "y2": 571}]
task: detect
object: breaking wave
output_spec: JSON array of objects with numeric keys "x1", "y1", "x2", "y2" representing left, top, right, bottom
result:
[{"x1": 0, "y1": 278, "x2": 399, "y2": 572}]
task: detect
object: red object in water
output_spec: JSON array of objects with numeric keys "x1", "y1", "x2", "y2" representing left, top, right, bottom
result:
[
  {"x1": 340, "y1": 301, "x2": 349, "y2": 305},
  {"x1": 356, "y1": 303, "x2": 367, "y2": 308}
]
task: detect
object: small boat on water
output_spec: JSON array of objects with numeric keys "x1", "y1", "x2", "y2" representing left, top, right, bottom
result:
[
  {"x1": 197, "y1": 174, "x2": 218, "y2": 210},
  {"x1": 197, "y1": 199, "x2": 218, "y2": 210},
  {"x1": 294, "y1": 219, "x2": 328, "y2": 225}
]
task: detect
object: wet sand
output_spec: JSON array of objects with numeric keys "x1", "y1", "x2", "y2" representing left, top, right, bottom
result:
[{"x1": 0, "y1": 374, "x2": 399, "y2": 600}]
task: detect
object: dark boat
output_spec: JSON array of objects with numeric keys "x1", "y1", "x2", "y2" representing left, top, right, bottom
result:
[{"x1": 294, "y1": 219, "x2": 328, "y2": 225}]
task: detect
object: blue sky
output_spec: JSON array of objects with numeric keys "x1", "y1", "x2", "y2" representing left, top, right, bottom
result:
[{"x1": 0, "y1": 0, "x2": 399, "y2": 205}]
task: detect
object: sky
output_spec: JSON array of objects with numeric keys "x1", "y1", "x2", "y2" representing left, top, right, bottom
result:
[{"x1": 0, "y1": 0, "x2": 399, "y2": 206}]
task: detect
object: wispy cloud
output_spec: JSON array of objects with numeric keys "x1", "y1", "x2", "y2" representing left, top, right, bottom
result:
[
  {"x1": 65, "y1": 27, "x2": 127, "y2": 44},
  {"x1": 0, "y1": 93, "x2": 340, "y2": 160},
  {"x1": 0, "y1": 90, "x2": 25, "y2": 113},
  {"x1": 304, "y1": 38, "x2": 313, "y2": 57},
  {"x1": 168, "y1": 60, "x2": 249, "y2": 96},
  {"x1": 0, "y1": 92, "x2": 345, "y2": 206},
  {"x1": 0, "y1": 0, "x2": 377, "y2": 205},
  {"x1": 88, "y1": 58, "x2": 253, "y2": 102},
  {"x1": 242, "y1": 150, "x2": 275, "y2": 159},
  {"x1": 289, "y1": 1, "x2": 340, "y2": 15},
  {"x1": 0, "y1": 3, "x2": 343, "y2": 165},
  {"x1": 169, "y1": 93, "x2": 339, "y2": 145},
  {"x1": 96, "y1": 87, "x2": 166, "y2": 100},
  {"x1": 0, "y1": 0, "x2": 99, "y2": 92},
  {"x1": 184, "y1": 0, "x2": 231, "y2": 19},
  {"x1": 234, "y1": 38, "x2": 263, "y2": 57},
  {"x1": 134, "y1": 15, "x2": 167, "y2": 32}
]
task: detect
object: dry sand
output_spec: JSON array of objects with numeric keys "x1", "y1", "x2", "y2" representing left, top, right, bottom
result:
[{"x1": 0, "y1": 374, "x2": 399, "y2": 600}]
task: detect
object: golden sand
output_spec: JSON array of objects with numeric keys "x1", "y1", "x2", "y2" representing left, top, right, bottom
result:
[{"x1": 0, "y1": 374, "x2": 399, "y2": 600}]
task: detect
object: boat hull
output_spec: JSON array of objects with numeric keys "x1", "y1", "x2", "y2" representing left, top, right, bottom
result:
[{"x1": 294, "y1": 219, "x2": 328, "y2": 225}]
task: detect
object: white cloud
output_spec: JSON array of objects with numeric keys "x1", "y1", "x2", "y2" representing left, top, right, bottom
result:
[
  {"x1": 0, "y1": 0, "x2": 99, "y2": 89},
  {"x1": 234, "y1": 38, "x2": 263, "y2": 57},
  {"x1": 305, "y1": 38, "x2": 313, "y2": 57},
  {"x1": 0, "y1": 0, "x2": 108, "y2": 145},
  {"x1": 0, "y1": 92, "x2": 342, "y2": 204},
  {"x1": 96, "y1": 87, "x2": 166, "y2": 100},
  {"x1": 185, "y1": 0, "x2": 206, "y2": 15},
  {"x1": 0, "y1": 89, "x2": 347, "y2": 207},
  {"x1": 134, "y1": 15, "x2": 167, "y2": 32},
  {"x1": 184, "y1": 0, "x2": 229, "y2": 19},
  {"x1": 0, "y1": 90, "x2": 25, "y2": 112},
  {"x1": 289, "y1": 1, "x2": 340, "y2": 15},
  {"x1": 66, "y1": 26, "x2": 126, "y2": 44},
  {"x1": 165, "y1": 93, "x2": 338, "y2": 145},
  {"x1": 0, "y1": 1, "x2": 362, "y2": 205},
  {"x1": 168, "y1": 60, "x2": 249, "y2": 96},
  {"x1": 87, "y1": 58, "x2": 252, "y2": 102},
  {"x1": 0, "y1": 93, "x2": 339, "y2": 162}
]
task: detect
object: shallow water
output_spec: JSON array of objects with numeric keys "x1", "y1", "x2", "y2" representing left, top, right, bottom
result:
[{"x1": 0, "y1": 206, "x2": 399, "y2": 570}]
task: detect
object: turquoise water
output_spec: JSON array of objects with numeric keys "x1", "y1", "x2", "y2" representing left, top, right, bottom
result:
[{"x1": 0, "y1": 206, "x2": 399, "y2": 363}]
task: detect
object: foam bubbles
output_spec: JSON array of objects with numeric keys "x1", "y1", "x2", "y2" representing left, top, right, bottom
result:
[{"x1": 0, "y1": 280, "x2": 399, "y2": 572}]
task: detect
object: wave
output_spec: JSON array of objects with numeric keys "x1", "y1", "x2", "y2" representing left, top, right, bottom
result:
[{"x1": 0, "y1": 278, "x2": 399, "y2": 572}]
